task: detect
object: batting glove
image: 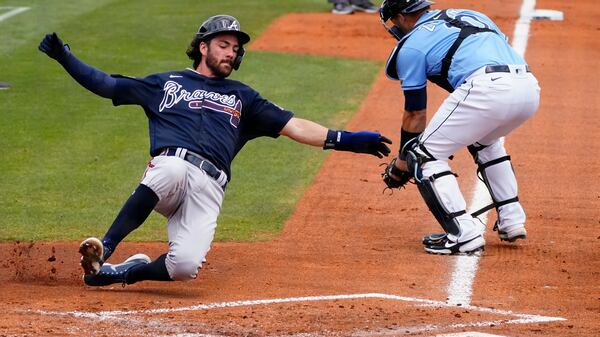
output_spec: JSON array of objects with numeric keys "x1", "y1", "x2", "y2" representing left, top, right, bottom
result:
[
  {"x1": 39, "y1": 32, "x2": 70, "y2": 61},
  {"x1": 324, "y1": 129, "x2": 392, "y2": 158}
]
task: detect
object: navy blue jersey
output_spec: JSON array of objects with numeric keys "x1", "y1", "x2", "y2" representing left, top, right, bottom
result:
[{"x1": 111, "y1": 68, "x2": 294, "y2": 180}]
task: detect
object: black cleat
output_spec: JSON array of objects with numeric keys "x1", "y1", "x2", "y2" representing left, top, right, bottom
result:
[
  {"x1": 424, "y1": 235, "x2": 485, "y2": 255},
  {"x1": 83, "y1": 253, "x2": 151, "y2": 286},
  {"x1": 422, "y1": 233, "x2": 447, "y2": 246},
  {"x1": 494, "y1": 221, "x2": 527, "y2": 242}
]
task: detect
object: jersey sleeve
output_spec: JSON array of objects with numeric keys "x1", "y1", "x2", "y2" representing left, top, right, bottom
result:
[
  {"x1": 243, "y1": 92, "x2": 294, "y2": 138},
  {"x1": 397, "y1": 47, "x2": 428, "y2": 91},
  {"x1": 403, "y1": 87, "x2": 427, "y2": 111},
  {"x1": 111, "y1": 74, "x2": 162, "y2": 107}
]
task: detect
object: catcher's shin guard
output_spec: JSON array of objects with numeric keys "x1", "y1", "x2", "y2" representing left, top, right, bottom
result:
[
  {"x1": 416, "y1": 173, "x2": 462, "y2": 236},
  {"x1": 468, "y1": 142, "x2": 526, "y2": 241},
  {"x1": 407, "y1": 145, "x2": 463, "y2": 236},
  {"x1": 468, "y1": 143, "x2": 522, "y2": 215}
]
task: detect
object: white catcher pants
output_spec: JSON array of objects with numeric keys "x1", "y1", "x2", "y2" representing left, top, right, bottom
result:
[
  {"x1": 141, "y1": 155, "x2": 225, "y2": 281},
  {"x1": 419, "y1": 65, "x2": 540, "y2": 241}
]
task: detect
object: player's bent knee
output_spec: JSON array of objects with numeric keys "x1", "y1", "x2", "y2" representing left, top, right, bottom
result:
[
  {"x1": 468, "y1": 141, "x2": 506, "y2": 164},
  {"x1": 165, "y1": 253, "x2": 202, "y2": 281}
]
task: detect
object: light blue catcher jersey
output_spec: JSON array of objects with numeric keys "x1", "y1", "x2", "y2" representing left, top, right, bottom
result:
[{"x1": 387, "y1": 9, "x2": 526, "y2": 91}]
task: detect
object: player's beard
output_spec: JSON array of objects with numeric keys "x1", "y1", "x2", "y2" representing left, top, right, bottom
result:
[{"x1": 206, "y1": 49, "x2": 233, "y2": 78}]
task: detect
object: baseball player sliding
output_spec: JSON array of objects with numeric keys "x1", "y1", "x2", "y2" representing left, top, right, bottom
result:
[
  {"x1": 39, "y1": 15, "x2": 391, "y2": 286},
  {"x1": 379, "y1": 0, "x2": 540, "y2": 254}
]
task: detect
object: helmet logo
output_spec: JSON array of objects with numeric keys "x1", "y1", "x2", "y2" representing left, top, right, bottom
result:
[{"x1": 223, "y1": 20, "x2": 239, "y2": 30}]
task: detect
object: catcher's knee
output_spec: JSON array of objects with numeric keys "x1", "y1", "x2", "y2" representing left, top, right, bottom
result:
[
  {"x1": 405, "y1": 144, "x2": 423, "y2": 181},
  {"x1": 468, "y1": 141, "x2": 505, "y2": 164},
  {"x1": 468, "y1": 143, "x2": 519, "y2": 210},
  {"x1": 382, "y1": 140, "x2": 430, "y2": 190}
]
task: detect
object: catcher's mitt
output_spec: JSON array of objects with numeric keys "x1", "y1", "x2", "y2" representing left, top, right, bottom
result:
[{"x1": 381, "y1": 157, "x2": 413, "y2": 190}]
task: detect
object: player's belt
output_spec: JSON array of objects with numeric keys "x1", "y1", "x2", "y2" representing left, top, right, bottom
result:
[
  {"x1": 485, "y1": 65, "x2": 531, "y2": 73},
  {"x1": 161, "y1": 148, "x2": 227, "y2": 189}
]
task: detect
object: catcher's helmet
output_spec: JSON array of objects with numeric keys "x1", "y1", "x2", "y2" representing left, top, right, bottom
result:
[
  {"x1": 186, "y1": 14, "x2": 250, "y2": 71},
  {"x1": 380, "y1": 0, "x2": 435, "y2": 22},
  {"x1": 380, "y1": 0, "x2": 434, "y2": 40}
]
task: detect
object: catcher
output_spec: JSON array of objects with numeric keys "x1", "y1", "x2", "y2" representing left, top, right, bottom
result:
[{"x1": 380, "y1": 0, "x2": 540, "y2": 254}]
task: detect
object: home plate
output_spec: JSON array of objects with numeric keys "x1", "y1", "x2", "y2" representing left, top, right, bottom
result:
[{"x1": 528, "y1": 9, "x2": 564, "y2": 21}]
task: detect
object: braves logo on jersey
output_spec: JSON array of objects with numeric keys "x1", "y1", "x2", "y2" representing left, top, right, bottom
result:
[{"x1": 159, "y1": 80, "x2": 242, "y2": 127}]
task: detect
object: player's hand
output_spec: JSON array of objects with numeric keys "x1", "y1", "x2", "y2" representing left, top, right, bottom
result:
[
  {"x1": 349, "y1": 131, "x2": 392, "y2": 158},
  {"x1": 328, "y1": 130, "x2": 392, "y2": 158},
  {"x1": 39, "y1": 32, "x2": 70, "y2": 61},
  {"x1": 382, "y1": 157, "x2": 412, "y2": 190}
]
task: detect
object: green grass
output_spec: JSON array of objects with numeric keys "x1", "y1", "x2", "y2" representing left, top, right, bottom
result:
[{"x1": 0, "y1": 0, "x2": 381, "y2": 242}]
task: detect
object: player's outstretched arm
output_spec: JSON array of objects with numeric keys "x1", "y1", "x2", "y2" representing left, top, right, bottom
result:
[
  {"x1": 280, "y1": 117, "x2": 392, "y2": 158},
  {"x1": 39, "y1": 32, "x2": 117, "y2": 99}
]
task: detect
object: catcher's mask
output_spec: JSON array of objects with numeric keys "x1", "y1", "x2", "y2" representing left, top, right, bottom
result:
[
  {"x1": 380, "y1": 0, "x2": 434, "y2": 40},
  {"x1": 186, "y1": 14, "x2": 250, "y2": 70}
]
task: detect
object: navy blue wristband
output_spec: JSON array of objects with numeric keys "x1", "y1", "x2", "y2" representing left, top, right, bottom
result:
[{"x1": 323, "y1": 129, "x2": 341, "y2": 149}]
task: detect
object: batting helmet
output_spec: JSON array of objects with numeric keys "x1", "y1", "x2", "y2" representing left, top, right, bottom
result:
[
  {"x1": 196, "y1": 15, "x2": 250, "y2": 45},
  {"x1": 186, "y1": 15, "x2": 250, "y2": 70},
  {"x1": 380, "y1": 0, "x2": 435, "y2": 22}
]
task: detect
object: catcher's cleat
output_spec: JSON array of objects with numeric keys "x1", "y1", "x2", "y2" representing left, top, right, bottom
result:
[
  {"x1": 494, "y1": 221, "x2": 527, "y2": 242},
  {"x1": 424, "y1": 234, "x2": 484, "y2": 255},
  {"x1": 422, "y1": 233, "x2": 447, "y2": 246},
  {"x1": 79, "y1": 237, "x2": 105, "y2": 275},
  {"x1": 83, "y1": 253, "x2": 151, "y2": 287}
]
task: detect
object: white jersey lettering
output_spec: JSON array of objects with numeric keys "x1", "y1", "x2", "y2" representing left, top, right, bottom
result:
[{"x1": 159, "y1": 80, "x2": 237, "y2": 112}]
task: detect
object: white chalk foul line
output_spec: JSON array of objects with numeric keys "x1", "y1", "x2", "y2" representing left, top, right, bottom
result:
[
  {"x1": 446, "y1": 0, "x2": 537, "y2": 307},
  {"x1": 0, "y1": 6, "x2": 30, "y2": 22},
  {"x1": 30, "y1": 292, "x2": 565, "y2": 330},
  {"x1": 513, "y1": 0, "x2": 537, "y2": 57},
  {"x1": 447, "y1": 180, "x2": 490, "y2": 306}
]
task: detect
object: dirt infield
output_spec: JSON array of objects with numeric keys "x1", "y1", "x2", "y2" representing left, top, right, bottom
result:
[{"x1": 2, "y1": 0, "x2": 599, "y2": 336}]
